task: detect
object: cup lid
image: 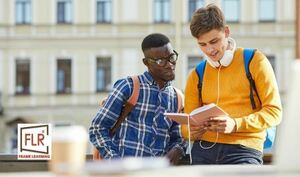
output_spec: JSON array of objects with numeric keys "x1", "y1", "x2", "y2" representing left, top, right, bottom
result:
[{"x1": 52, "y1": 125, "x2": 88, "y2": 142}]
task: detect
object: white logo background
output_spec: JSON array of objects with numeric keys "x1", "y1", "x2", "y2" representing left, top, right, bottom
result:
[{"x1": 17, "y1": 123, "x2": 52, "y2": 160}]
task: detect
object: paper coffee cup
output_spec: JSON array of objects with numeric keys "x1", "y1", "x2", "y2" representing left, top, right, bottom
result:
[{"x1": 49, "y1": 125, "x2": 88, "y2": 176}]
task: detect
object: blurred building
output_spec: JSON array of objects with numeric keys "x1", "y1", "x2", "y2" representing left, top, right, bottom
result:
[{"x1": 0, "y1": 0, "x2": 296, "y2": 152}]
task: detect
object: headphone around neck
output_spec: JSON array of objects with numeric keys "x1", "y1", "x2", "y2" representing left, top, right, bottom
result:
[{"x1": 205, "y1": 37, "x2": 236, "y2": 68}]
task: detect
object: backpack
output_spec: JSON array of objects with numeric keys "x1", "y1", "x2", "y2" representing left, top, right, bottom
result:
[
  {"x1": 195, "y1": 48, "x2": 276, "y2": 149},
  {"x1": 93, "y1": 75, "x2": 184, "y2": 160}
]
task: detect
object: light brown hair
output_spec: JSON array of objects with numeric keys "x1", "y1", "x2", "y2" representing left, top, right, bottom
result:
[{"x1": 190, "y1": 4, "x2": 225, "y2": 38}]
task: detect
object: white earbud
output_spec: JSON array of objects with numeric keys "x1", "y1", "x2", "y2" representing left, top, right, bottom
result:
[{"x1": 205, "y1": 37, "x2": 236, "y2": 68}]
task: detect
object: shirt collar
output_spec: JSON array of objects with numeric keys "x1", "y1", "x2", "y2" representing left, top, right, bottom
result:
[{"x1": 142, "y1": 71, "x2": 172, "y2": 89}]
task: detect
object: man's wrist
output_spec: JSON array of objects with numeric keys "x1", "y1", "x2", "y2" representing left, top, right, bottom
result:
[{"x1": 172, "y1": 146, "x2": 185, "y2": 158}]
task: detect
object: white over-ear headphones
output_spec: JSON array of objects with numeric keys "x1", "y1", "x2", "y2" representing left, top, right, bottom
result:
[{"x1": 205, "y1": 37, "x2": 236, "y2": 68}]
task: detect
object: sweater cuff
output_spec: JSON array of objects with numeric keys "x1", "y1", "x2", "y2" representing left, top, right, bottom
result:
[{"x1": 234, "y1": 118, "x2": 243, "y2": 132}]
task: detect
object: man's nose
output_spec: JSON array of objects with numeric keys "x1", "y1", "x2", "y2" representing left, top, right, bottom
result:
[{"x1": 207, "y1": 46, "x2": 214, "y2": 53}]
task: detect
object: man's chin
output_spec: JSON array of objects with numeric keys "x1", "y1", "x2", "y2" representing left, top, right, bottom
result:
[
  {"x1": 209, "y1": 56, "x2": 220, "y2": 62},
  {"x1": 205, "y1": 54, "x2": 220, "y2": 62},
  {"x1": 165, "y1": 75, "x2": 175, "y2": 82}
]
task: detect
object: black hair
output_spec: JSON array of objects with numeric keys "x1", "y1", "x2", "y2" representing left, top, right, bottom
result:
[{"x1": 141, "y1": 33, "x2": 170, "y2": 52}]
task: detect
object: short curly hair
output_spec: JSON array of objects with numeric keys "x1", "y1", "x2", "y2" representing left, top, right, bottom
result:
[{"x1": 141, "y1": 33, "x2": 170, "y2": 52}]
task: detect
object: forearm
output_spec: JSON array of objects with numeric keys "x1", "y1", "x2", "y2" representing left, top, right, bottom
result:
[
  {"x1": 182, "y1": 71, "x2": 202, "y2": 140},
  {"x1": 184, "y1": 71, "x2": 201, "y2": 114},
  {"x1": 89, "y1": 125, "x2": 121, "y2": 159},
  {"x1": 234, "y1": 104, "x2": 282, "y2": 132}
]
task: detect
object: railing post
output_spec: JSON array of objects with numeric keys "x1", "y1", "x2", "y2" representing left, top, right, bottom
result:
[
  {"x1": 296, "y1": 0, "x2": 300, "y2": 59},
  {"x1": 0, "y1": 92, "x2": 3, "y2": 115}
]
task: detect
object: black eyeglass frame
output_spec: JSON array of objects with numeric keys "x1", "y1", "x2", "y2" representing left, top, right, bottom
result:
[{"x1": 145, "y1": 50, "x2": 178, "y2": 67}]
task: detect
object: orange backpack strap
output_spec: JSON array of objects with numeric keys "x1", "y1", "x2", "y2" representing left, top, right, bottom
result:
[
  {"x1": 174, "y1": 87, "x2": 184, "y2": 113},
  {"x1": 109, "y1": 75, "x2": 140, "y2": 136},
  {"x1": 127, "y1": 75, "x2": 140, "y2": 105}
]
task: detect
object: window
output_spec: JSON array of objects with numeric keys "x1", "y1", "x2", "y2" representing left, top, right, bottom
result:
[
  {"x1": 154, "y1": 0, "x2": 170, "y2": 23},
  {"x1": 188, "y1": 0, "x2": 204, "y2": 21},
  {"x1": 223, "y1": 0, "x2": 240, "y2": 22},
  {"x1": 57, "y1": 0, "x2": 72, "y2": 24},
  {"x1": 96, "y1": 0, "x2": 112, "y2": 23},
  {"x1": 96, "y1": 57, "x2": 111, "y2": 92},
  {"x1": 259, "y1": 0, "x2": 275, "y2": 22},
  {"x1": 15, "y1": 59, "x2": 30, "y2": 95},
  {"x1": 57, "y1": 59, "x2": 72, "y2": 94},
  {"x1": 15, "y1": 0, "x2": 31, "y2": 24},
  {"x1": 187, "y1": 56, "x2": 204, "y2": 76},
  {"x1": 266, "y1": 55, "x2": 276, "y2": 75}
]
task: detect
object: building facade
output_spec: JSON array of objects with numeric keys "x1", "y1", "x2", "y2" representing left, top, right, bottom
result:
[{"x1": 0, "y1": 0, "x2": 296, "y2": 152}]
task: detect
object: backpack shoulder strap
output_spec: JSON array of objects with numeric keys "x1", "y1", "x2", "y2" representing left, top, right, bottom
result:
[
  {"x1": 244, "y1": 49, "x2": 277, "y2": 149},
  {"x1": 109, "y1": 75, "x2": 140, "y2": 136},
  {"x1": 173, "y1": 87, "x2": 184, "y2": 113},
  {"x1": 243, "y1": 48, "x2": 261, "y2": 109},
  {"x1": 243, "y1": 48, "x2": 256, "y2": 75},
  {"x1": 195, "y1": 60, "x2": 207, "y2": 101},
  {"x1": 127, "y1": 75, "x2": 140, "y2": 105}
]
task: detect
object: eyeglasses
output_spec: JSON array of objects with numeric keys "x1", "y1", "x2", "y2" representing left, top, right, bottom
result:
[{"x1": 145, "y1": 50, "x2": 178, "y2": 67}]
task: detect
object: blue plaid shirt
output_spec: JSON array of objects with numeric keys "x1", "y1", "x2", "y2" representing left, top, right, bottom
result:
[{"x1": 89, "y1": 71, "x2": 186, "y2": 159}]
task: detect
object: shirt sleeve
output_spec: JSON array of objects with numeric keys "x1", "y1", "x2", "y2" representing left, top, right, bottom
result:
[
  {"x1": 234, "y1": 50, "x2": 282, "y2": 132},
  {"x1": 167, "y1": 122, "x2": 187, "y2": 156},
  {"x1": 89, "y1": 78, "x2": 132, "y2": 159}
]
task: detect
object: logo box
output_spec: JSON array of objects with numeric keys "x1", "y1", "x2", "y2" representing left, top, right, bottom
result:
[{"x1": 17, "y1": 123, "x2": 52, "y2": 160}]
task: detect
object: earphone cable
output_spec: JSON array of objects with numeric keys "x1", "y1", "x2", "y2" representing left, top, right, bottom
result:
[
  {"x1": 187, "y1": 115, "x2": 192, "y2": 164},
  {"x1": 199, "y1": 65, "x2": 222, "y2": 150}
]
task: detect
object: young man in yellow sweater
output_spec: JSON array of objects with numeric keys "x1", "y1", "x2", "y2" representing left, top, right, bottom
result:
[{"x1": 182, "y1": 4, "x2": 282, "y2": 164}]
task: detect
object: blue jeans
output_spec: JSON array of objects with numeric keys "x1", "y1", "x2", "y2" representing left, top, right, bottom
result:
[{"x1": 191, "y1": 140, "x2": 263, "y2": 164}]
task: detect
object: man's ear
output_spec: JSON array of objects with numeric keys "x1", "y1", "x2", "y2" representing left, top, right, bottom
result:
[
  {"x1": 224, "y1": 26, "x2": 230, "y2": 38},
  {"x1": 143, "y1": 58, "x2": 149, "y2": 66}
]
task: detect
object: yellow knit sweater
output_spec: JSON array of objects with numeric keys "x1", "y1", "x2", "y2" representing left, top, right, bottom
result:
[{"x1": 182, "y1": 48, "x2": 282, "y2": 152}]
